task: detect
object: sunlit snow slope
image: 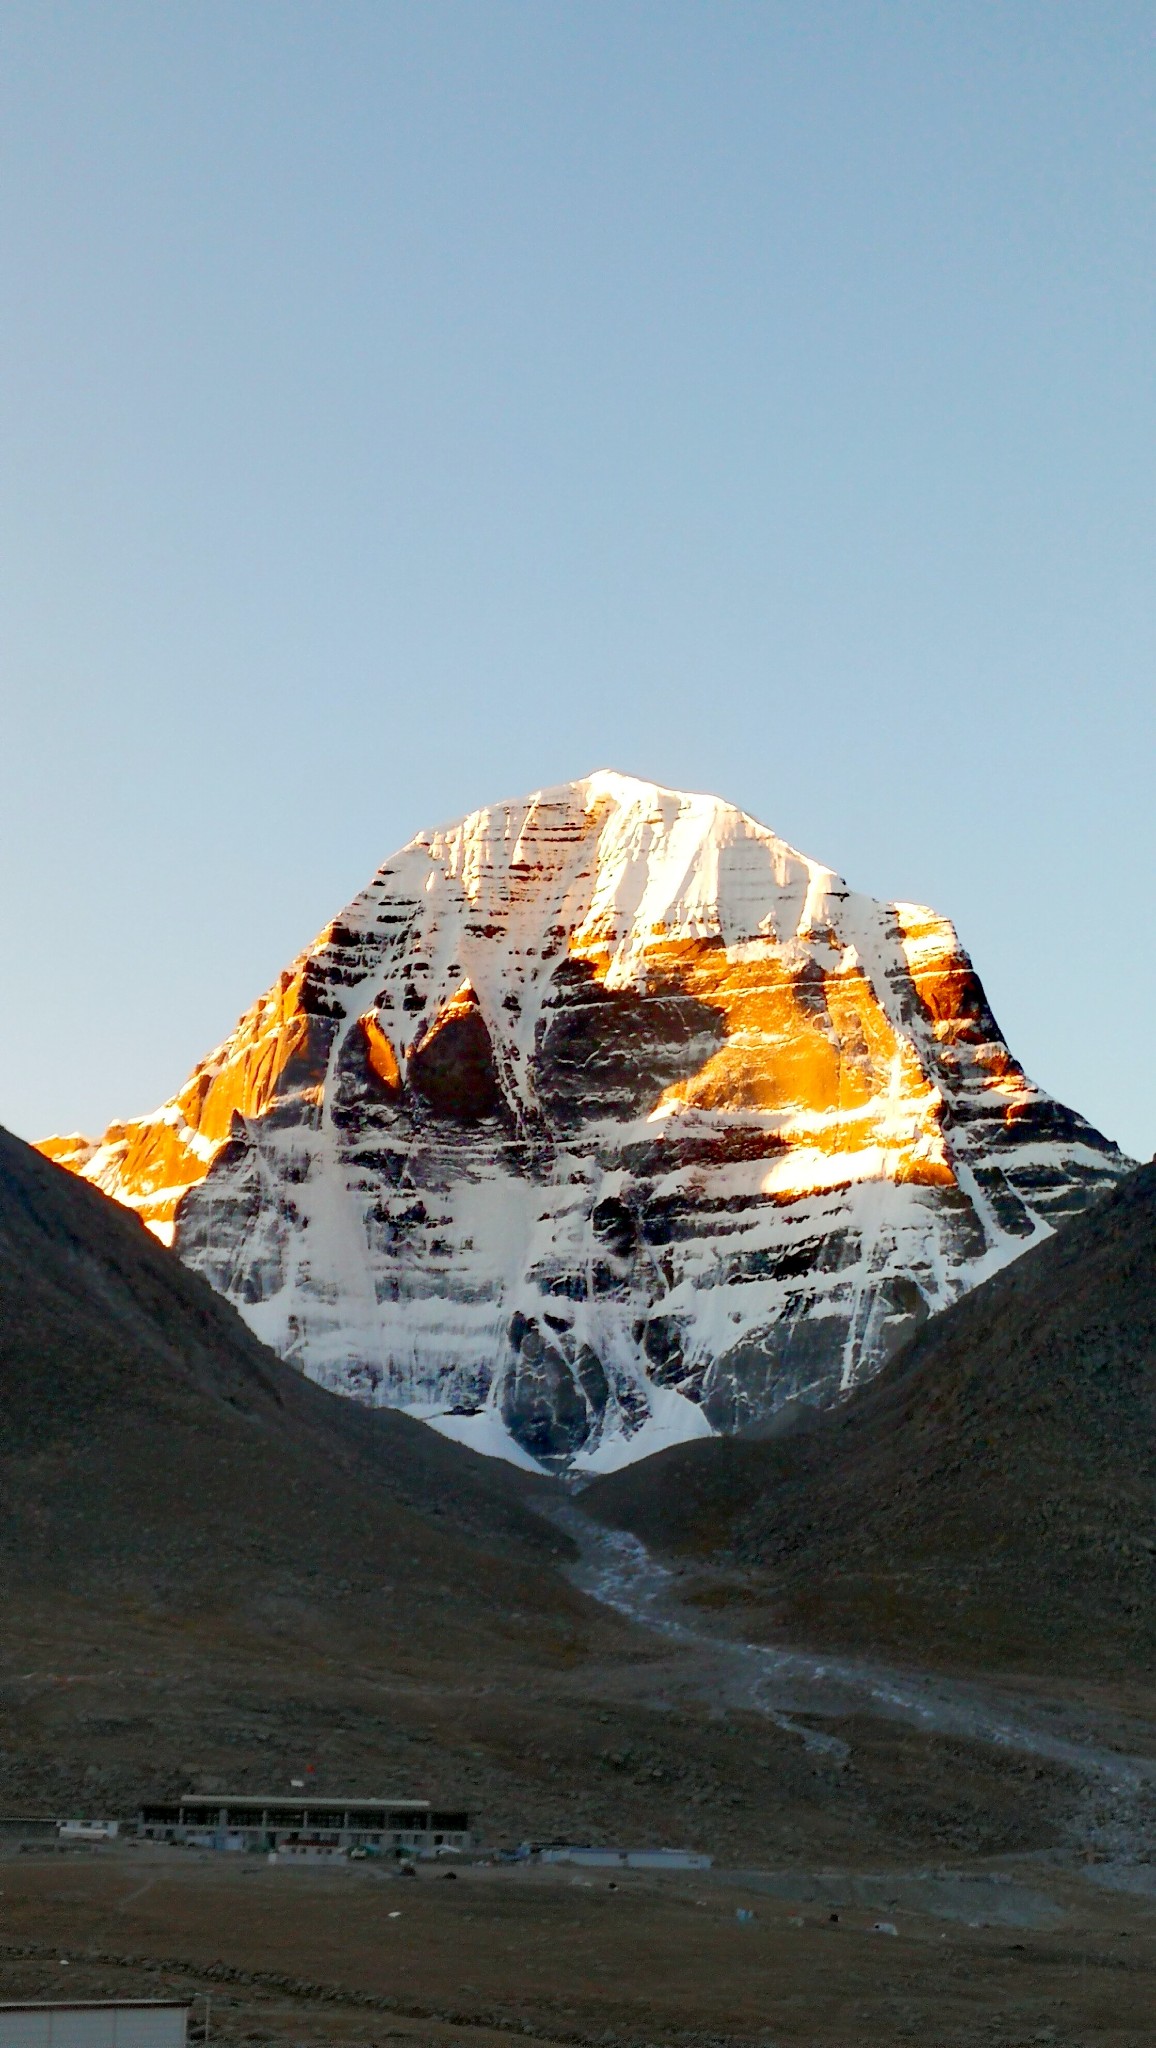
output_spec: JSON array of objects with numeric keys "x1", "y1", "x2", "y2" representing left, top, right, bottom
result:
[{"x1": 42, "y1": 773, "x2": 1130, "y2": 1471}]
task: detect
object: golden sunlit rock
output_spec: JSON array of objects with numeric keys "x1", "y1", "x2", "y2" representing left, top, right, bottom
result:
[{"x1": 358, "y1": 1011, "x2": 403, "y2": 1096}]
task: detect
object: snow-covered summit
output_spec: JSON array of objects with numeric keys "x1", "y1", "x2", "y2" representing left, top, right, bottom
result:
[
  {"x1": 418, "y1": 769, "x2": 841, "y2": 964},
  {"x1": 42, "y1": 772, "x2": 1131, "y2": 1471}
]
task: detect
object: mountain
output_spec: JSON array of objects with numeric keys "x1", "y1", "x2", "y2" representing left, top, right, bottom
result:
[
  {"x1": 41, "y1": 771, "x2": 1129, "y2": 1472},
  {"x1": 583, "y1": 1161, "x2": 1156, "y2": 1679}
]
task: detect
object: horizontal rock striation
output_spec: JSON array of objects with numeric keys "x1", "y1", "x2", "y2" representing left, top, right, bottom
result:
[{"x1": 43, "y1": 772, "x2": 1130, "y2": 1470}]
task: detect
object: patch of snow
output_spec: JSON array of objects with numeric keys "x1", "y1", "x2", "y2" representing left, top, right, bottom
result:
[
  {"x1": 572, "y1": 1384, "x2": 715, "y2": 1474},
  {"x1": 419, "y1": 1407, "x2": 547, "y2": 1473}
]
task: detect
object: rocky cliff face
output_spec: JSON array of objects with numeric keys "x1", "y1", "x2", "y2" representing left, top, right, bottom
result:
[{"x1": 42, "y1": 773, "x2": 1130, "y2": 1470}]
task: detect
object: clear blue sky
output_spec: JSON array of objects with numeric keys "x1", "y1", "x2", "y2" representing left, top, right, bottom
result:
[{"x1": 2, "y1": 2, "x2": 1152, "y2": 1158}]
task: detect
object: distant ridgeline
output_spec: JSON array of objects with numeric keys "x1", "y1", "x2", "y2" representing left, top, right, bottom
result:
[{"x1": 42, "y1": 772, "x2": 1130, "y2": 1472}]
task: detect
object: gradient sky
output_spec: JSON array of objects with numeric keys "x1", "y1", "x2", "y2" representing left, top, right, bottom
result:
[{"x1": 2, "y1": 2, "x2": 1152, "y2": 1159}]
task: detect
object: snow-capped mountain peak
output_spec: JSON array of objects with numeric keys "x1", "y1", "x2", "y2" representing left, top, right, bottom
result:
[{"x1": 41, "y1": 773, "x2": 1130, "y2": 1471}]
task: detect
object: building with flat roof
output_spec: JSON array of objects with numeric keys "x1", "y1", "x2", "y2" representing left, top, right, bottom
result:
[
  {"x1": 0, "y1": 2002, "x2": 190, "y2": 2048},
  {"x1": 135, "y1": 1795, "x2": 470, "y2": 1855}
]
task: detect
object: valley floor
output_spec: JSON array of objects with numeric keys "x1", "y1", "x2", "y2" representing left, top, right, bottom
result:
[
  {"x1": 5, "y1": 1511, "x2": 1156, "y2": 2046},
  {"x1": 1, "y1": 1842, "x2": 1154, "y2": 2048}
]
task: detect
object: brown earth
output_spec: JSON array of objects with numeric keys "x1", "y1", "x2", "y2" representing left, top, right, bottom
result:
[{"x1": 0, "y1": 1843, "x2": 1154, "y2": 2048}]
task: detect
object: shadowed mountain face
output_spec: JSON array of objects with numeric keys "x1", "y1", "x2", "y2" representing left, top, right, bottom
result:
[
  {"x1": 584, "y1": 1164, "x2": 1156, "y2": 1679},
  {"x1": 41, "y1": 773, "x2": 1129, "y2": 1471}
]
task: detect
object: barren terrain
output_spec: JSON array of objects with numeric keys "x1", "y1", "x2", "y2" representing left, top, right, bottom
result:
[{"x1": 2, "y1": 1840, "x2": 1155, "y2": 2047}]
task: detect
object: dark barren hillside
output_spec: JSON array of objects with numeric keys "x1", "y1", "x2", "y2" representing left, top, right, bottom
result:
[{"x1": 585, "y1": 1162, "x2": 1156, "y2": 1682}]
